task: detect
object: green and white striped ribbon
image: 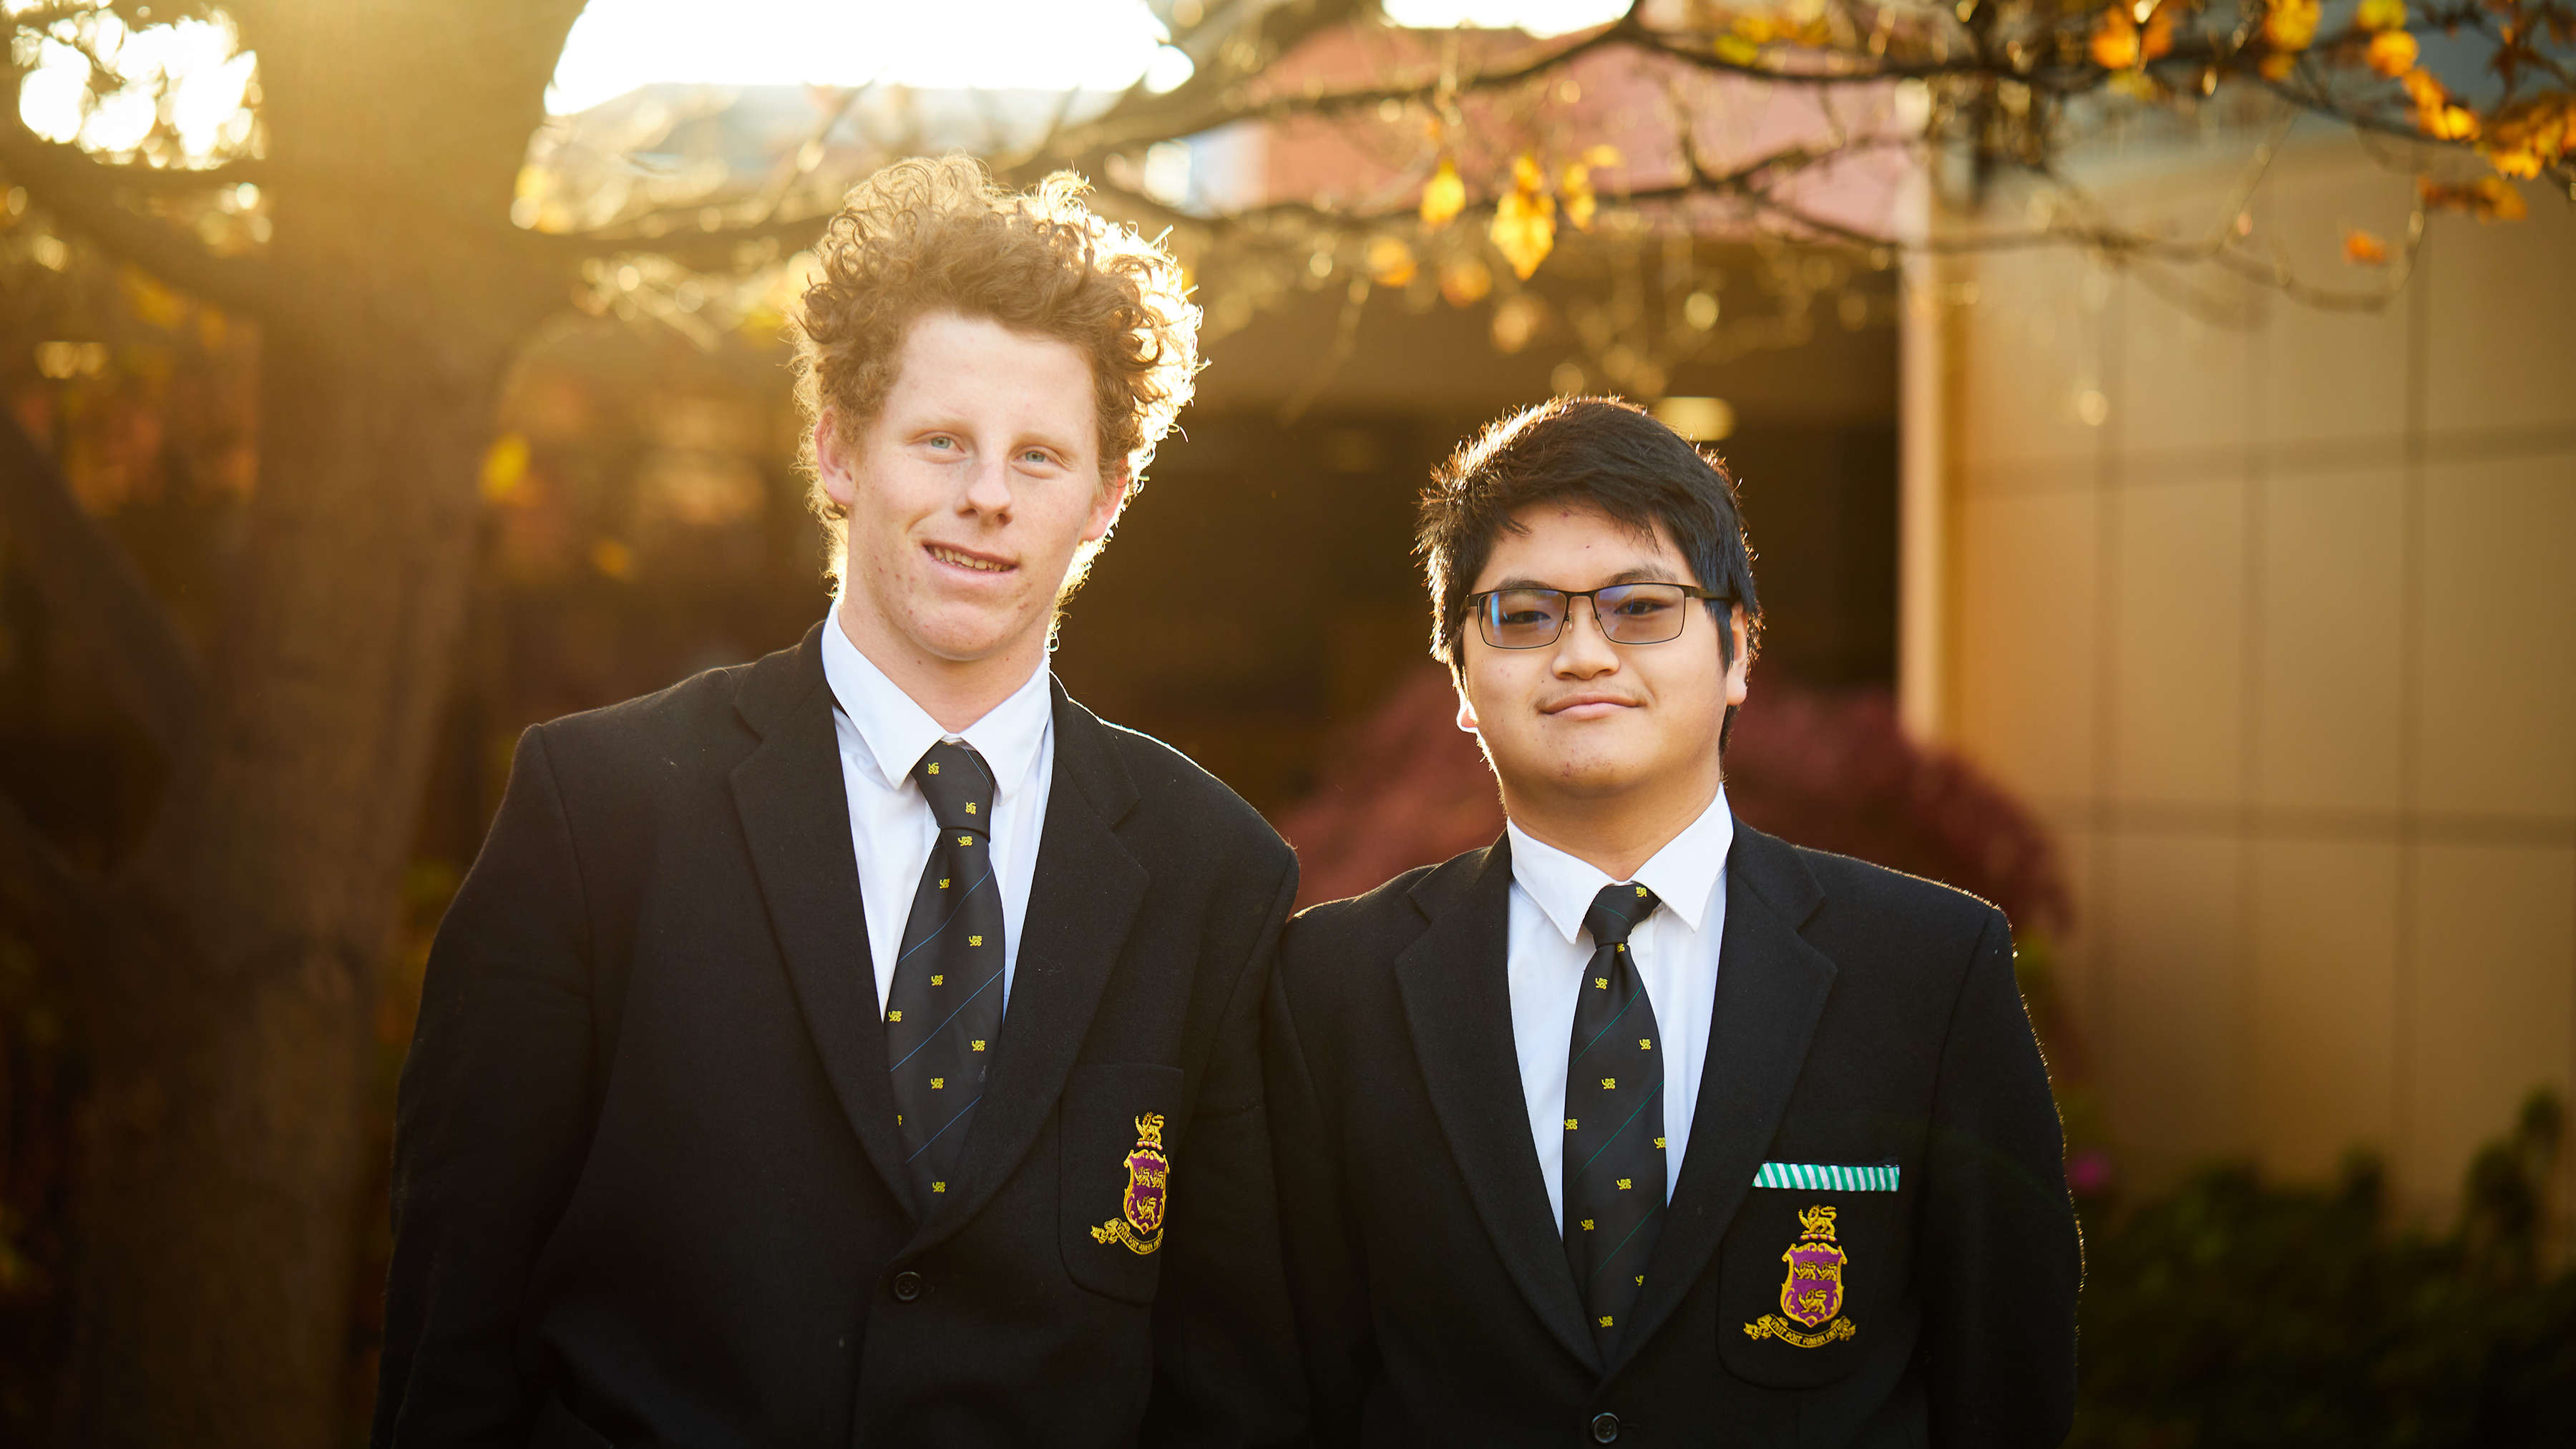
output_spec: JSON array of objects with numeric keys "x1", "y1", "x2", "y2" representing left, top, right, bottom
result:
[{"x1": 1752, "y1": 1161, "x2": 1900, "y2": 1192}]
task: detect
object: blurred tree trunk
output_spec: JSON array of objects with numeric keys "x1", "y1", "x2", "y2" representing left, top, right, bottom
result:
[{"x1": 45, "y1": 4, "x2": 584, "y2": 1444}]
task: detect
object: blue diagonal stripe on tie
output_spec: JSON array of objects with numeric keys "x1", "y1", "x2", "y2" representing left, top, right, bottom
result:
[
  {"x1": 1571, "y1": 986, "x2": 1646, "y2": 1063},
  {"x1": 1590, "y1": 1208, "x2": 1659, "y2": 1282},
  {"x1": 903, "y1": 1092, "x2": 985, "y2": 1163},
  {"x1": 1576, "y1": 1080, "x2": 1663, "y2": 1179},
  {"x1": 887, "y1": 967, "x2": 1005, "y2": 1073},
  {"x1": 892, "y1": 864, "x2": 994, "y2": 967}
]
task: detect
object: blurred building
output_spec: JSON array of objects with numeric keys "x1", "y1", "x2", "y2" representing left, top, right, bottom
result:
[{"x1": 1908, "y1": 131, "x2": 2576, "y2": 1218}]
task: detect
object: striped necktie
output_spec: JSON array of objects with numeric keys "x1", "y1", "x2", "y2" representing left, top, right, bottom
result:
[{"x1": 884, "y1": 739, "x2": 1005, "y2": 1213}]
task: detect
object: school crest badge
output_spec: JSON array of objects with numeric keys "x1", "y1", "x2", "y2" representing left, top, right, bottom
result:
[
  {"x1": 1742, "y1": 1204, "x2": 1858, "y2": 1347},
  {"x1": 1090, "y1": 1113, "x2": 1169, "y2": 1256}
]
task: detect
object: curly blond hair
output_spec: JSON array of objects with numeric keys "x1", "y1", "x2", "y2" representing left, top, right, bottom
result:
[{"x1": 791, "y1": 155, "x2": 1199, "y2": 582}]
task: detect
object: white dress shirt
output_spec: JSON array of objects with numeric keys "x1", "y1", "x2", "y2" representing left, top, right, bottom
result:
[
  {"x1": 819, "y1": 611, "x2": 1055, "y2": 1015},
  {"x1": 1506, "y1": 789, "x2": 1735, "y2": 1228}
]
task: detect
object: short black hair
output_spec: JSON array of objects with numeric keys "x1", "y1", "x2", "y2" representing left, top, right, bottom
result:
[{"x1": 1417, "y1": 395, "x2": 1762, "y2": 676}]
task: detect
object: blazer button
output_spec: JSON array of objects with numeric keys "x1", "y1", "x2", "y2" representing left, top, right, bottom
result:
[
  {"x1": 890, "y1": 1270, "x2": 922, "y2": 1302},
  {"x1": 1589, "y1": 1411, "x2": 1620, "y2": 1443}
]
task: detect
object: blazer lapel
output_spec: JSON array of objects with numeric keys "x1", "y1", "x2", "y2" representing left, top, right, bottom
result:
[
  {"x1": 1607, "y1": 825, "x2": 1836, "y2": 1377},
  {"x1": 727, "y1": 624, "x2": 914, "y2": 1211},
  {"x1": 1395, "y1": 839, "x2": 1601, "y2": 1374},
  {"x1": 912, "y1": 683, "x2": 1148, "y2": 1249}
]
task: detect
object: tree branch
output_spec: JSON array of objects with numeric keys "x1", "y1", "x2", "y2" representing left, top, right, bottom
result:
[
  {"x1": 0, "y1": 119, "x2": 288, "y2": 323},
  {"x1": 0, "y1": 410, "x2": 207, "y2": 769}
]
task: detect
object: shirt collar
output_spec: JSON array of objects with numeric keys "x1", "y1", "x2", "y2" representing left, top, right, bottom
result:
[
  {"x1": 1506, "y1": 785, "x2": 1736, "y2": 946},
  {"x1": 819, "y1": 605, "x2": 1053, "y2": 797}
]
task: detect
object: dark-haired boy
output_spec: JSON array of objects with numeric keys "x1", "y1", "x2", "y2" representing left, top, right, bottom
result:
[
  {"x1": 377, "y1": 158, "x2": 1302, "y2": 1447},
  {"x1": 1266, "y1": 396, "x2": 2079, "y2": 1446}
]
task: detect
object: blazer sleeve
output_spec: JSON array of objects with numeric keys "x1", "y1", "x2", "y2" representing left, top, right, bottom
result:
[
  {"x1": 1263, "y1": 918, "x2": 1377, "y2": 1445},
  {"x1": 1139, "y1": 855, "x2": 1309, "y2": 1449},
  {"x1": 374, "y1": 726, "x2": 598, "y2": 1448},
  {"x1": 1917, "y1": 907, "x2": 2082, "y2": 1448}
]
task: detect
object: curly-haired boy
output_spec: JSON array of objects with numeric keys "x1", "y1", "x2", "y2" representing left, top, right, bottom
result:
[{"x1": 377, "y1": 157, "x2": 1304, "y2": 1448}]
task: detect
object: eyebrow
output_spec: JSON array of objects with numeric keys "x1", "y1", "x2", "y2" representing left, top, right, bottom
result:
[{"x1": 1485, "y1": 565, "x2": 1685, "y2": 591}]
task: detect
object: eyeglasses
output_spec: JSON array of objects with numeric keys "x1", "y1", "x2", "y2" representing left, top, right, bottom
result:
[{"x1": 1462, "y1": 583, "x2": 1724, "y2": 650}]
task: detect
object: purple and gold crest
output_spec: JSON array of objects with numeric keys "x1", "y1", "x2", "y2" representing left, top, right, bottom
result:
[
  {"x1": 1091, "y1": 1113, "x2": 1169, "y2": 1256},
  {"x1": 1742, "y1": 1204, "x2": 1858, "y2": 1347}
]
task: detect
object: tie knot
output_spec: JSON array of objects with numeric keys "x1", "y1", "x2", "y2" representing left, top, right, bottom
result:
[
  {"x1": 1583, "y1": 882, "x2": 1660, "y2": 948},
  {"x1": 914, "y1": 740, "x2": 994, "y2": 832}
]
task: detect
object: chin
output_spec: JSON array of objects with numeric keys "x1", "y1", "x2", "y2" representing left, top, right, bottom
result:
[{"x1": 904, "y1": 602, "x2": 1037, "y2": 663}]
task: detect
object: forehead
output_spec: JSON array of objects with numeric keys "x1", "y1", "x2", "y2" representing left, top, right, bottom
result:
[
  {"x1": 882, "y1": 311, "x2": 1095, "y2": 432},
  {"x1": 1469, "y1": 500, "x2": 1697, "y2": 591}
]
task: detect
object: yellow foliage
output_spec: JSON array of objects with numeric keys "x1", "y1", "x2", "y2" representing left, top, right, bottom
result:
[
  {"x1": 2341, "y1": 228, "x2": 2389, "y2": 265},
  {"x1": 2428, "y1": 104, "x2": 2479, "y2": 140},
  {"x1": 1420, "y1": 157, "x2": 1465, "y2": 231},
  {"x1": 1562, "y1": 162, "x2": 1599, "y2": 231},
  {"x1": 2141, "y1": 4, "x2": 2174, "y2": 60},
  {"x1": 1366, "y1": 235, "x2": 1418, "y2": 287},
  {"x1": 2263, "y1": 0, "x2": 2320, "y2": 52},
  {"x1": 1492, "y1": 185, "x2": 1556, "y2": 280},
  {"x1": 1438, "y1": 255, "x2": 1493, "y2": 307},
  {"x1": 2259, "y1": 50, "x2": 2298, "y2": 80},
  {"x1": 1714, "y1": 33, "x2": 1762, "y2": 65},
  {"x1": 2366, "y1": 29, "x2": 2418, "y2": 78},
  {"x1": 2355, "y1": 0, "x2": 2406, "y2": 29},
  {"x1": 2090, "y1": 9, "x2": 2140, "y2": 70},
  {"x1": 2480, "y1": 95, "x2": 2574, "y2": 180},
  {"x1": 2419, "y1": 175, "x2": 2528, "y2": 221},
  {"x1": 479, "y1": 432, "x2": 532, "y2": 506}
]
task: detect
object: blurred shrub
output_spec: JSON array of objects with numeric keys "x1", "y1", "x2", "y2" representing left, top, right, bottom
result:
[{"x1": 2071, "y1": 1089, "x2": 2576, "y2": 1448}]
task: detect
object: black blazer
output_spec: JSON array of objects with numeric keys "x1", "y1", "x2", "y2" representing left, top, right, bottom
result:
[
  {"x1": 1266, "y1": 826, "x2": 2079, "y2": 1448},
  {"x1": 376, "y1": 625, "x2": 1304, "y2": 1448}
]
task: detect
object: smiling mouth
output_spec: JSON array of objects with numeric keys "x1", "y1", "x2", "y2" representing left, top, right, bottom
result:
[
  {"x1": 1545, "y1": 696, "x2": 1640, "y2": 716},
  {"x1": 925, "y1": 543, "x2": 1015, "y2": 575}
]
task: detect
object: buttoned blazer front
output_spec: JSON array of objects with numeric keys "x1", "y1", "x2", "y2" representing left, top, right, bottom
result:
[
  {"x1": 1265, "y1": 828, "x2": 2080, "y2": 1448},
  {"x1": 375, "y1": 623, "x2": 1304, "y2": 1448}
]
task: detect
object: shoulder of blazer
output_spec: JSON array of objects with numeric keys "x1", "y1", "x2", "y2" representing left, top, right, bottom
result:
[
  {"x1": 1277, "y1": 841, "x2": 1493, "y2": 1004},
  {"x1": 1748, "y1": 829, "x2": 2009, "y2": 989}
]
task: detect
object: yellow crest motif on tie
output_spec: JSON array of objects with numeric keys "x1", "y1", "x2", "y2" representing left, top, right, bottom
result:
[
  {"x1": 926, "y1": 762, "x2": 939, "y2": 774},
  {"x1": 930, "y1": 974, "x2": 943, "y2": 986},
  {"x1": 1091, "y1": 1113, "x2": 1170, "y2": 1256},
  {"x1": 965, "y1": 801, "x2": 976, "y2": 814},
  {"x1": 1742, "y1": 1204, "x2": 1858, "y2": 1347}
]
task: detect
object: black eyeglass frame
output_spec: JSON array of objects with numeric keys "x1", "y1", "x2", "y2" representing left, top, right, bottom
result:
[{"x1": 1460, "y1": 582, "x2": 1729, "y2": 650}]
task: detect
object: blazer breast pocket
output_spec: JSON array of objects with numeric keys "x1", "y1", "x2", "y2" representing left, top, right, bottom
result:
[
  {"x1": 1717, "y1": 1161, "x2": 1909, "y2": 1390},
  {"x1": 1060, "y1": 1060, "x2": 1185, "y2": 1304}
]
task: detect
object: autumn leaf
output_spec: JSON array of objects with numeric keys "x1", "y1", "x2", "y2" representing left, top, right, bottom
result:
[
  {"x1": 1367, "y1": 235, "x2": 1418, "y2": 286},
  {"x1": 2366, "y1": 29, "x2": 2418, "y2": 77},
  {"x1": 2480, "y1": 94, "x2": 2575, "y2": 179},
  {"x1": 2141, "y1": 4, "x2": 2175, "y2": 59},
  {"x1": 1562, "y1": 162, "x2": 1599, "y2": 231},
  {"x1": 1491, "y1": 183, "x2": 1556, "y2": 280},
  {"x1": 1420, "y1": 157, "x2": 1465, "y2": 230},
  {"x1": 2427, "y1": 104, "x2": 2479, "y2": 141},
  {"x1": 2263, "y1": 0, "x2": 2320, "y2": 52},
  {"x1": 2342, "y1": 228, "x2": 2389, "y2": 265},
  {"x1": 2090, "y1": 8, "x2": 2140, "y2": 69},
  {"x1": 1438, "y1": 255, "x2": 1493, "y2": 307},
  {"x1": 2355, "y1": 0, "x2": 2406, "y2": 29},
  {"x1": 2420, "y1": 175, "x2": 2528, "y2": 221}
]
